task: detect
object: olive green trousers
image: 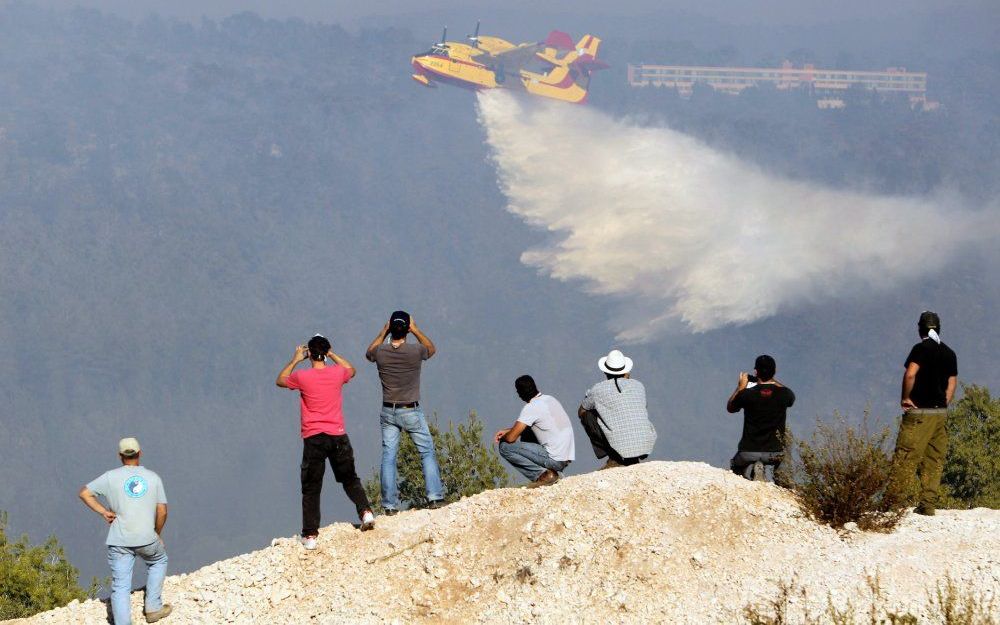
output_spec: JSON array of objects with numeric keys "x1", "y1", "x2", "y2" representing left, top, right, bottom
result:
[{"x1": 890, "y1": 409, "x2": 948, "y2": 510}]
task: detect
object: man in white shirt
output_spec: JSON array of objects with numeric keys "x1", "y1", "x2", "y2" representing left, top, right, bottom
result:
[{"x1": 494, "y1": 375, "x2": 575, "y2": 488}]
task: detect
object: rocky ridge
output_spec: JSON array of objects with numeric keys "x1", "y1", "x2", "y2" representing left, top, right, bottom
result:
[{"x1": 15, "y1": 462, "x2": 1000, "y2": 624}]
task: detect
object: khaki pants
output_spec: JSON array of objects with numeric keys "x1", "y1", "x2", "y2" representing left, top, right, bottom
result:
[{"x1": 890, "y1": 409, "x2": 948, "y2": 510}]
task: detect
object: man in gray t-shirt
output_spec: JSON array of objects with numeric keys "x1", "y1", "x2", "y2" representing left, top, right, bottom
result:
[
  {"x1": 368, "y1": 340, "x2": 429, "y2": 403},
  {"x1": 80, "y1": 437, "x2": 172, "y2": 624},
  {"x1": 366, "y1": 310, "x2": 445, "y2": 513}
]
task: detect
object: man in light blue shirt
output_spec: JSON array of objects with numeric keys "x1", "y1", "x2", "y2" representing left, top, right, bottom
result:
[{"x1": 79, "y1": 437, "x2": 171, "y2": 624}]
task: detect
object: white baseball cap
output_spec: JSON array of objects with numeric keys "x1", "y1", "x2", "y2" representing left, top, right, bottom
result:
[{"x1": 118, "y1": 437, "x2": 141, "y2": 457}]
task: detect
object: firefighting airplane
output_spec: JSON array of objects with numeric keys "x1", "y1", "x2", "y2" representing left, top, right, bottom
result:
[{"x1": 411, "y1": 22, "x2": 608, "y2": 104}]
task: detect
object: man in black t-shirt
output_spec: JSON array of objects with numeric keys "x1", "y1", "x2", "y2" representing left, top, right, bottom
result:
[
  {"x1": 890, "y1": 311, "x2": 958, "y2": 516},
  {"x1": 726, "y1": 355, "x2": 795, "y2": 482}
]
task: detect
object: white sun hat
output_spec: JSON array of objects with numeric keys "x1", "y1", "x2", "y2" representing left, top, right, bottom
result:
[{"x1": 598, "y1": 349, "x2": 633, "y2": 375}]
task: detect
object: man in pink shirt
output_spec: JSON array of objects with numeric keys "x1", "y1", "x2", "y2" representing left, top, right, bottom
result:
[{"x1": 276, "y1": 335, "x2": 374, "y2": 549}]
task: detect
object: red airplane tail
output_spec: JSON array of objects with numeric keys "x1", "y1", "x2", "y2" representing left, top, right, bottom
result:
[{"x1": 544, "y1": 30, "x2": 576, "y2": 50}]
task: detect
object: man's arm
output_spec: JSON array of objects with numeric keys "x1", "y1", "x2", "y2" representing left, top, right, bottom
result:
[
  {"x1": 276, "y1": 345, "x2": 308, "y2": 388},
  {"x1": 366, "y1": 322, "x2": 390, "y2": 359},
  {"x1": 155, "y1": 504, "x2": 168, "y2": 535},
  {"x1": 78, "y1": 487, "x2": 116, "y2": 524},
  {"x1": 328, "y1": 350, "x2": 357, "y2": 380},
  {"x1": 409, "y1": 319, "x2": 436, "y2": 359},
  {"x1": 726, "y1": 372, "x2": 749, "y2": 413},
  {"x1": 494, "y1": 421, "x2": 529, "y2": 444},
  {"x1": 945, "y1": 376, "x2": 957, "y2": 406},
  {"x1": 901, "y1": 362, "x2": 920, "y2": 410}
]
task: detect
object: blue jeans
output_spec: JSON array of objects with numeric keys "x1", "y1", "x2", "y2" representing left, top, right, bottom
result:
[
  {"x1": 108, "y1": 539, "x2": 168, "y2": 625},
  {"x1": 498, "y1": 440, "x2": 570, "y2": 481},
  {"x1": 380, "y1": 406, "x2": 444, "y2": 510}
]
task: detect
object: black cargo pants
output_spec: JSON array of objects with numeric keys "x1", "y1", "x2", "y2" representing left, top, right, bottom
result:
[{"x1": 301, "y1": 433, "x2": 370, "y2": 537}]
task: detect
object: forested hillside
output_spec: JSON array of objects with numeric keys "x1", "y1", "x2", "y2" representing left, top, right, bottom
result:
[{"x1": 0, "y1": 3, "x2": 996, "y2": 584}]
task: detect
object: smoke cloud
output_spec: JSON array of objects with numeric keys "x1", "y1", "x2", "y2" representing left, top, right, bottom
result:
[{"x1": 477, "y1": 91, "x2": 989, "y2": 340}]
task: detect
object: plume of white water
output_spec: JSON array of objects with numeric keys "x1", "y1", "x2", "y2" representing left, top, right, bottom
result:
[{"x1": 476, "y1": 91, "x2": 988, "y2": 340}]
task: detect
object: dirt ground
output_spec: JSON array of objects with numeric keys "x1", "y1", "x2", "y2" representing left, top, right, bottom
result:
[{"x1": 16, "y1": 461, "x2": 1000, "y2": 624}]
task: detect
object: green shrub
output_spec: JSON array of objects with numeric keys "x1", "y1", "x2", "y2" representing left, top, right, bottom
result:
[
  {"x1": 0, "y1": 511, "x2": 95, "y2": 619},
  {"x1": 364, "y1": 411, "x2": 510, "y2": 511},
  {"x1": 941, "y1": 385, "x2": 1000, "y2": 509},
  {"x1": 783, "y1": 413, "x2": 911, "y2": 531}
]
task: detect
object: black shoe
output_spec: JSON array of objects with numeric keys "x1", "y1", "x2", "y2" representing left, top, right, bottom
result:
[
  {"x1": 427, "y1": 499, "x2": 446, "y2": 510},
  {"x1": 914, "y1": 504, "x2": 936, "y2": 516},
  {"x1": 382, "y1": 508, "x2": 398, "y2": 516}
]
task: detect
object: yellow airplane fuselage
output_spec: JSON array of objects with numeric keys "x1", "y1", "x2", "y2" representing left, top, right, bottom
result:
[{"x1": 411, "y1": 33, "x2": 602, "y2": 104}]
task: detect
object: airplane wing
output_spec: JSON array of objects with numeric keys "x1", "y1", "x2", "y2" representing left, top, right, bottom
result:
[{"x1": 483, "y1": 42, "x2": 546, "y2": 68}]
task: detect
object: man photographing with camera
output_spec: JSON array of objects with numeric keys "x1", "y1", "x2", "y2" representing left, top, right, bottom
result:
[
  {"x1": 726, "y1": 354, "x2": 795, "y2": 482},
  {"x1": 366, "y1": 311, "x2": 445, "y2": 513},
  {"x1": 277, "y1": 334, "x2": 374, "y2": 550}
]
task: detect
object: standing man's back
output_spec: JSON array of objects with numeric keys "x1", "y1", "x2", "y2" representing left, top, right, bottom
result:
[
  {"x1": 370, "y1": 338, "x2": 428, "y2": 405},
  {"x1": 276, "y1": 334, "x2": 375, "y2": 549},
  {"x1": 366, "y1": 310, "x2": 445, "y2": 513},
  {"x1": 79, "y1": 438, "x2": 172, "y2": 625},
  {"x1": 891, "y1": 311, "x2": 958, "y2": 516},
  {"x1": 904, "y1": 327, "x2": 958, "y2": 411}
]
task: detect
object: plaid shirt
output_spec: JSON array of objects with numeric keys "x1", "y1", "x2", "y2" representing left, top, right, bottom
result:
[{"x1": 581, "y1": 378, "x2": 657, "y2": 458}]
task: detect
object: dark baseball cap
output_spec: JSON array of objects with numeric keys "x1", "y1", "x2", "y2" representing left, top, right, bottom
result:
[
  {"x1": 389, "y1": 310, "x2": 411, "y2": 332},
  {"x1": 918, "y1": 311, "x2": 940, "y2": 330}
]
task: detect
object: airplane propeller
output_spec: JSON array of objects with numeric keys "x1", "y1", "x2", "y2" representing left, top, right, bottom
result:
[
  {"x1": 466, "y1": 20, "x2": 481, "y2": 48},
  {"x1": 430, "y1": 25, "x2": 449, "y2": 53}
]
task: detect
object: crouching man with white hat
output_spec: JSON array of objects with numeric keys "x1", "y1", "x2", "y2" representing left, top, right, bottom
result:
[
  {"x1": 79, "y1": 437, "x2": 171, "y2": 624},
  {"x1": 578, "y1": 350, "x2": 657, "y2": 469}
]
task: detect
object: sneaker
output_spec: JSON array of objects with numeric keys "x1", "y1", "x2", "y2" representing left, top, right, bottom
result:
[
  {"x1": 427, "y1": 499, "x2": 446, "y2": 510},
  {"x1": 360, "y1": 510, "x2": 375, "y2": 531},
  {"x1": 752, "y1": 461, "x2": 766, "y2": 482},
  {"x1": 382, "y1": 508, "x2": 398, "y2": 517},
  {"x1": 300, "y1": 535, "x2": 318, "y2": 550},
  {"x1": 145, "y1": 604, "x2": 173, "y2": 623},
  {"x1": 600, "y1": 459, "x2": 622, "y2": 471},
  {"x1": 527, "y1": 469, "x2": 560, "y2": 489}
]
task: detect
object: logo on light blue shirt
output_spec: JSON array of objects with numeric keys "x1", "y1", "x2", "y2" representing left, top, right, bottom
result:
[{"x1": 124, "y1": 475, "x2": 148, "y2": 498}]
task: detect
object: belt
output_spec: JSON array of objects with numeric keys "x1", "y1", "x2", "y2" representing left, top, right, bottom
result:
[
  {"x1": 383, "y1": 401, "x2": 419, "y2": 409},
  {"x1": 906, "y1": 408, "x2": 948, "y2": 415}
]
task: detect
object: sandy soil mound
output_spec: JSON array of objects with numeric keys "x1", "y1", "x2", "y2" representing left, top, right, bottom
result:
[{"x1": 17, "y1": 462, "x2": 1000, "y2": 624}]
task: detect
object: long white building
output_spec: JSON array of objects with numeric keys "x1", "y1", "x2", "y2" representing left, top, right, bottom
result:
[{"x1": 627, "y1": 61, "x2": 936, "y2": 109}]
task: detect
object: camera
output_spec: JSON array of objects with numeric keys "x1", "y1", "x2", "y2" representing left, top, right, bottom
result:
[{"x1": 746, "y1": 374, "x2": 758, "y2": 383}]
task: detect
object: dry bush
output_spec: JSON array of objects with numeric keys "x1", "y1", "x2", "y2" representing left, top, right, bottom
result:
[
  {"x1": 742, "y1": 579, "x2": 800, "y2": 625},
  {"x1": 928, "y1": 576, "x2": 998, "y2": 625},
  {"x1": 744, "y1": 574, "x2": 996, "y2": 625},
  {"x1": 781, "y1": 413, "x2": 912, "y2": 532}
]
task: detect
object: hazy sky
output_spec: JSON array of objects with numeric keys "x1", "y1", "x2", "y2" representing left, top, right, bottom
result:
[{"x1": 35, "y1": 0, "x2": 997, "y2": 26}]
